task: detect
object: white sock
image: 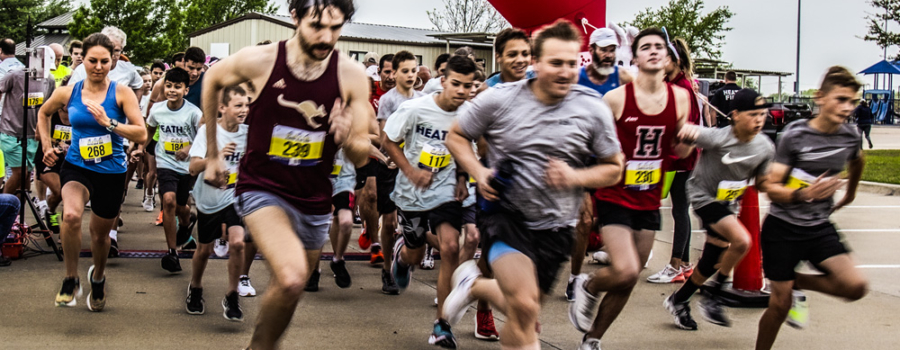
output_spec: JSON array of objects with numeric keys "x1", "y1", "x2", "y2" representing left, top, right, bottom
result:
[
  {"x1": 569, "y1": 274, "x2": 577, "y2": 282},
  {"x1": 109, "y1": 230, "x2": 118, "y2": 240},
  {"x1": 333, "y1": 257, "x2": 342, "y2": 263}
]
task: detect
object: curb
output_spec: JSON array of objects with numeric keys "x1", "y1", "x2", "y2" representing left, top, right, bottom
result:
[{"x1": 858, "y1": 181, "x2": 900, "y2": 196}]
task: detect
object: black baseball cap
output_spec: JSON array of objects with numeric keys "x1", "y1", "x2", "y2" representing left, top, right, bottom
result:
[{"x1": 731, "y1": 88, "x2": 773, "y2": 112}]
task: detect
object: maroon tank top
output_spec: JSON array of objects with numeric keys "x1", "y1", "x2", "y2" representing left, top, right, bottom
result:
[
  {"x1": 668, "y1": 72, "x2": 700, "y2": 171},
  {"x1": 594, "y1": 82, "x2": 677, "y2": 211},
  {"x1": 236, "y1": 41, "x2": 341, "y2": 215}
]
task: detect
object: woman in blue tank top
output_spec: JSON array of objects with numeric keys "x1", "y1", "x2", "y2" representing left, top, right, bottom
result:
[{"x1": 36, "y1": 33, "x2": 147, "y2": 311}]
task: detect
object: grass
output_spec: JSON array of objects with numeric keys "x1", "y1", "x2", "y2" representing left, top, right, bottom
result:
[{"x1": 861, "y1": 150, "x2": 900, "y2": 185}]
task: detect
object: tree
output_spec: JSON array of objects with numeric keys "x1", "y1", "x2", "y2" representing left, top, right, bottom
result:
[
  {"x1": 864, "y1": 0, "x2": 900, "y2": 59},
  {"x1": 427, "y1": 0, "x2": 508, "y2": 33},
  {"x1": 0, "y1": 0, "x2": 72, "y2": 44},
  {"x1": 626, "y1": 0, "x2": 734, "y2": 59}
]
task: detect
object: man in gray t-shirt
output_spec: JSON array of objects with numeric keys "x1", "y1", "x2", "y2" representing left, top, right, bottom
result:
[{"x1": 0, "y1": 68, "x2": 56, "y2": 196}]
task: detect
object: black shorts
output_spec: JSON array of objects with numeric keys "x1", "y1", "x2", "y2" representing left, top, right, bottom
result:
[
  {"x1": 146, "y1": 139, "x2": 157, "y2": 156},
  {"x1": 398, "y1": 201, "x2": 463, "y2": 249},
  {"x1": 594, "y1": 200, "x2": 661, "y2": 231},
  {"x1": 333, "y1": 191, "x2": 355, "y2": 215},
  {"x1": 761, "y1": 215, "x2": 850, "y2": 282},
  {"x1": 197, "y1": 206, "x2": 242, "y2": 244},
  {"x1": 355, "y1": 159, "x2": 376, "y2": 190},
  {"x1": 157, "y1": 168, "x2": 196, "y2": 206},
  {"x1": 60, "y1": 160, "x2": 127, "y2": 219},
  {"x1": 375, "y1": 161, "x2": 399, "y2": 214},
  {"x1": 479, "y1": 209, "x2": 574, "y2": 294},
  {"x1": 462, "y1": 204, "x2": 476, "y2": 225},
  {"x1": 694, "y1": 202, "x2": 735, "y2": 241},
  {"x1": 34, "y1": 143, "x2": 64, "y2": 175}
]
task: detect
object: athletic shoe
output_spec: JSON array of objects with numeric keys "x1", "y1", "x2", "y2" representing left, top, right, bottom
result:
[
  {"x1": 222, "y1": 291, "x2": 243, "y2": 321},
  {"x1": 175, "y1": 213, "x2": 197, "y2": 246},
  {"x1": 85, "y1": 201, "x2": 91, "y2": 208},
  {"x1": 117, "y1": 217, "x2": 123, "y2": 228},
  {"x1": 391, "y1": 236, "x2": 413, "y2": 291},
  {"x1": 428, "y1": 319, "x2": 458, "y2": 349},
  {"x1": 591, "y1": 250, "x2": 610, "y2": 264},
  {"x1": 86, "y1": 265, "x2": 106, "y2": 312},
  {"x1": 185, "y1": 285, "x2": 205, "y2": 315},
  {"x1": 579, "y1": 335, "x2": 602, "y2": 350},
  {"x1": 238, "y1": 276, "x2": 256, "y2": 297},
  {"x1": 45, "y1": 212, "x2": 60, "y2": 234},
  {"x1": 0, "y1": 255, "x2": 10, "y2": 267},
  {"x1": 55, "y1": 277, "x2": 82, "y2": 307},
  {"x1": 304, "y1": 269, "x2": 320, "y2": 292},
  {"x1": 370, "y1": 244, "x2": 384, "y2": 266},
  {"x1": 358, "y1": 228, "x2": 371, "y2": 250},
  {"x1": 108, "y1": 238, "x2": 119, "y2": 258},
  {"x1": 698, "y1": 295, "x2": 731, "y2": 327},
  {"x1": 330, "y1": 259, "x2": 352, "y2": 288},
  {"x1": 142, "y1": 195, "x2": 154, "y2": 212},
  {"x1": 565, "y1": 278, "x2": 577, "y2": 302},
  {"x1": 474, "y1": 310, "x2": 499, "y2": 341},
  {"x1": 568, "y1": 274, "x2": 599, "y2": 333},
  {"x1": 786, "y1": 290, "x2": 809, "y2": 329},
  {"x1": 181, "y1": 236, "x2": 197, "y2": 251},
  {"x1": 381, "y1": 269, "x2": 399, "y2": 295},
  {"x1": 353, "y1": 214, "x2": 362, "y2": 225},
  {"x1": 161, "y1": 250, "x2": 182, "y2": 273},
  {"x1": 154, "y1": 211, "x2": 163, "y2": 226},
  {"x1": 443, "y1": 260, "x2": 480, "y2": 325},
  {"x1": 213, "y1": 239, "x2": 229, "y2": 258},
  {"x1": 135, "y1": 179, "x2": 144, "y2": 190},
  {"x1": 420, "y1": 245, "x2": 435, "y2": 270},
  {"x1": 664, "y1": 294, "x2": 698, "y2": 330},
  {"x1": 647, "y1": 264, "x2": 685, "y2": 284},
  {"x1": 681, "y1": 264, "x2": 694, "y2": 280}
]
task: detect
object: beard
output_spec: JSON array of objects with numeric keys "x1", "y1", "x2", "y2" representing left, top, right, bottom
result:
[
  {"x1": 299, "y1": 34, "x2": 334, "y2": 61},
  {"x1": 592, "y1": 52, "x2": 616, "y2": 76}
]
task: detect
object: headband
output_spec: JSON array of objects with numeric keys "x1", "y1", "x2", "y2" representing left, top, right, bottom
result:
[{"x1": 662, "y1": 27, "x2": 680, "y2": 63}]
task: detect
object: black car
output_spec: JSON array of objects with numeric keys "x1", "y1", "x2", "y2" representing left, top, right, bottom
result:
[{"x1": 763, "y1": 103, "x2": 813, "y2": 144}]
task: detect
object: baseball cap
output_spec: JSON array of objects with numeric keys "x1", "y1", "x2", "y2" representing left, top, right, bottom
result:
[
  {"x1": 364, "y1": 52, "x2": 378, "y2": 64},
  {"x1": 731, "y1": 88, "x2": 773, "y2": 112},
  {"x1": 589, "y1": 28, "x2": 618, "y2": 48}
]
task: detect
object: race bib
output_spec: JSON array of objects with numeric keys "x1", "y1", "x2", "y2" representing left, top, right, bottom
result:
[
  {"x1": 418, "y1": 144, "x2": 452, "y2": 173},
  {"x1": 163, "y1": 137, "x2": 190, "y2": 155},
  {"x1": 785, "y1": 168, "x2": 817, "y2": 190},
  {"x1": 624, "y1": 160, "x2": 662, "y2": 191},
  {"x1": 226, "y1": 171, "x2": 238, "y2": 189},
  {"x1": 52, "y1": 125, "x2": 72, "y2": 142},
  {"x1": 331, "y1": 158, "x2": 344, "y2": 179},
  {"x1": 25, "y1": 92, "x2": 44, "y2": 107},
  {"x1": 79, "y1": 135, "x2": 112, "y2": 164},
  {"x1": 716, "y1": 180, "x2": 748, "y2": 202},
  {"x1": 268, "y1": 125, "x2": 326, "y2": 166}
]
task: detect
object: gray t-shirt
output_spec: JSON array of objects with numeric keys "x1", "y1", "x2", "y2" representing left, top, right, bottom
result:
[
  {"x1": 768, "y1": 120, "x2": 862, "y2": 230},
  {"x1": 377, "y1": 88, "x2": 425, "y2": 121},
  {"x1": 688, "y1": 126, "x2": 775, "y2": 212},
  {"x1": 0, "y1": 69, "x2": 55, "y2": 138},
  {"x1": 190, "y1": 123, "x2": 248, "y2": 213},
  {"x1": 70, "y1": 60, "x2": 143, "y2": 90},
  {"x1": 458, "y1": 80, "x2": 621, "y2": 230},
  {"x1": 331, "y1": 149, "x2": 357, "y2": 196}
]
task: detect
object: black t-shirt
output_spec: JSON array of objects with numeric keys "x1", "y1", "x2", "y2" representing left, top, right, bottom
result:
[{"x1": 710, "y1": 83, "x2": 741, "y2": 124}]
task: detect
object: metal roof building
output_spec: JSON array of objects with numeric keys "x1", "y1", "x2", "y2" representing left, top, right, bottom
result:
[{"x1": 15, "y1": 12, "x2": 75, "y2": 56}]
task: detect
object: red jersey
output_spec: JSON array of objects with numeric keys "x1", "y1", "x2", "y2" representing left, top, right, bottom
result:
[
  {"x1": 594, "y1": 82, "x2": 678, "y2": 211},
  {"x1": 236, "y1": 41, "x2": 341, "y2": 215},
  {"x1": 370, "y1": 81, "x2": 388, "y2": 114},
  {"x1": 667, "y1": 72, "x2": 699, "y2": 171}
]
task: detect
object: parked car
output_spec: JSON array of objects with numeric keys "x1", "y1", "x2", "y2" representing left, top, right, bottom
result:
[{"x1": 764, "y1": 103, "x2": 813, "y2": 144}]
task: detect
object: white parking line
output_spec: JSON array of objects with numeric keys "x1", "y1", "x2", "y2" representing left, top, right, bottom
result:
[
  {"x1": 857, "y1": 265, "x2": 900, "y2": 268},
  {"x1": 662, "y1": 205, "x2": 900, "y2": 209},
  {"x1": 689, "y1": 229, "x2": 900, "y2": 233}
]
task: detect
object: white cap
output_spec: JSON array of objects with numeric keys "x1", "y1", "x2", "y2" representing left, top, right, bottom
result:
[{"x1": 589, "y1": 28, "x2": 618, "y2": 48}]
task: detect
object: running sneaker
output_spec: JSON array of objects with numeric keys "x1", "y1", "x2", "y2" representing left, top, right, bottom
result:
[
  {"x1": 443, "y1": 260, "x2": 479, "y2": 325},
  {"x1": 55, "y1": 277, "x2": 82, "y2": 307},
  {"x1": 213, "y1": 238, "x2": 229, "y2": 257},
  {"x1": 222, "y1": 291, "x2": 243, "y2": 321},
  {"x1": 428, "y1": 319, "x2": 458, "y2": 349},
  {"x1": 698, "y1": 295, "x2": 731, "y2": 327},
  {"x1": 358, "y1": 228, "x2": 371, "y2": 250},
  {"x1": 370, "y1": 244, "x2": 384, "y2": 266},
  {"x1": 85, "y1": 201, "x2": 91, "y2": 209},
  {"x1": 420, "y1": 245, "x2": 435, "y2": 270},
  {"x1": 135, "y1": 179, "x2": 144, "y2": 190},
  {"x1": 142, "y1": 195, "x2": 154, "y2": 212},
  {"x1": 579, "y1": 335, "x2": 602, "y2": 350},
  {"x1": 154, "y1": 211, "x2": 163, "y2": 226},
  {"x1": 181, "y1": 236, "x2": 198, "y2": 251},
  {"x1": 86, "y1": 265, "x2": 106, "y2": 312},
  {"x1": 45, "y1": 212, "x2": 60, "y2": 234},
  {"x1": 330, "y1": 259, "x2": 352, "y2": 288},
  {"x1": 474, "y1": 310, "x2": 499, "y2": 341},
  {"x1": 381, "y1": 269, "x2": 399, "y2": 295},
  {"x1": 238, "y1": 275, "x2": 256, "y2": 297},
  {"x1": 175, "y1": 213, "x2": 197, "y2": 246},
  {"x1": 0, "y1": 255, "x2": 10, "y2": 267},
  {"x1": 391, "y1": 236, "x2": 413, "y2": 291},
  {"x1": 108, "y1": 238, "x2": 119, "y2": 258},
  {"x1": 786, "y1": 290, "x2": 809, "y2": 329},
  {"x1": 161, "y1": 250, "x2": 182, "y2": 273},
  {"x1": 568, "y1": 274, "x2": 599, "y2": 333},
  {"x1": 565, "y1": 278, "x2": 577, "y2": 302},
  {"x1": 664, "y1": 294, "x2": 698, "y2": 330},
  {"x1": 304, "y1": 269, "x2": 320, "y2": 292},
  {"x1": 591, "y1": 250, "x2": 610, "y2": 265},
  {"x1": 681, "y1": 264, "x2": 694, "y2": 280},
  {"x1": 647, "y1": 264, "x2": 685, "y2": 284},
  {"x1": 185, "y1": 285, "x2": 205, "y2": 314}
]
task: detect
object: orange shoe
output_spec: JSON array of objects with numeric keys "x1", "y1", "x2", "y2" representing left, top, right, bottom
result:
[
  {"x1": 369, "y1": 244, "x2": 384, "y2": 266},
  {"x1": 358, "y1": 228, "x2": 371, "y2": 250},
  {"x1": 154, "y1": 211, "x2": 163, "y2": 226}
]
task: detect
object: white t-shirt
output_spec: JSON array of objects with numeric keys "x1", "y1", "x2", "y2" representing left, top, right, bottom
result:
[
  {"x1": 422, "y1": 77, "x2": 443, "y2": 94},
  {"x1": 147, "y1": 101, "x2": 202, "y2": 174},
  {"x1": 190, "y1": 123, "x2": 248, "y2": 213},
  {"x1": 0, "y1": 57, "x2": 24, "y2": 116},
  {"x1": 70, "y1": 60, "x2": 143, "y2": 90},
  {"x1": 366, "y1": 65, "x2": 381, "y2": 82}
]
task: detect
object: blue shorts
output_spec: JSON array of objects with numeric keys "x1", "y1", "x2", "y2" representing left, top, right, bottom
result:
[{"x1": 235, "y1": 191, "x2": 332, "y2": 250}]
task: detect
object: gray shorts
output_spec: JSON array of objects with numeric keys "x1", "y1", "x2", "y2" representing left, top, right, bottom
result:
[{"x1": 234, "y1": 191, "x2": 332, "y2": 250}]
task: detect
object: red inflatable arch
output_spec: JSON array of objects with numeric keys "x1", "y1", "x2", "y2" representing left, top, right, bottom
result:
[{"x1": 488, "y1": 0, "x2": 607, "y2": 50}]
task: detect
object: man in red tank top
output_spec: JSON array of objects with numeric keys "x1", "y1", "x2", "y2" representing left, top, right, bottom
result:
[
  {"x1": 569, "y1": 27, "x2": 694, "y2": 349},
  {"x1": 199, "y1": 1, "x2": 372, "y2": 349}
]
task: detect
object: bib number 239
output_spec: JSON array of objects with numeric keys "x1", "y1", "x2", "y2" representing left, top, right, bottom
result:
[
  {"x1": 79, "y1": 135, "x2": 112, "y2": 164},
  {"x1": 268, "y1": 125, "x2": 325, "y2": 166}
]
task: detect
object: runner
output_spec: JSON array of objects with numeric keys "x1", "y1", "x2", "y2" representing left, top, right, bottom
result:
[
  {"x1": 755, "y1": 66, "x2": 868, "y2": 350},
  {"x1": 38, "y1": 33, "x2": 146, "y2": 311},
  {"x1": 34, "y1": 74, "x2": 74, "y2": 235},
  {"x1": 853, "y1": 100, "x2": 874, "y2": 149},
  {"x1": 49, "y1": 44, "x2": 71, "y2": 88},
  {"x1": 184, "y1": 85, "x2": 249, "y2": 321},
  {"x1": 70, "y1": 27, "x2": 143, "y2": 100},
  {"x1": 663, "y1": 88, "x2": 775, "y2": 330},
  {"x1": 200, "y1": 1, "x2": 370, "y2": 348},
  {"x1": 141, "y1": 67, "x2": 201, "y2": 273},
  {"x1": 568, "y1": 27, "x2": 692, "y2": 350},
  {"x1": 442, "y1": 20, "x2": 623, "y2": 350},
  {"x1": 710, "y1": 71, "x2": 741, "y2": 127},
  {"x1": 383, "y1": 54, "x2": 476, "y2": 348},
  {"x1": 150, "y1": 60, "x2": 166, "y2": 86},
  {"x1": 68, "y1": 40, "x2": 84, "y2": 71},
  {"x1": 422, "y1": 53, "x2": 451, "y2": 94}
]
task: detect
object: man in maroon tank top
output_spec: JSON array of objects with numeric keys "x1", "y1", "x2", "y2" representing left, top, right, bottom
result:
[
  {"x1": 199, "y1": 1, "x2": 372, "y2": 349},
  {"x1": 569, "y1": 27, "x2": 694, "y2": 349}
]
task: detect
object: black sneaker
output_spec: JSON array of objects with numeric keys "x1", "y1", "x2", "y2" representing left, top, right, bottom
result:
[
  {"x1": 381, "y1": 269, "x2": 399, "y2": 295},
  {"x1": 108, "y1": 238, "x2": 119, "y2": 258},
  {"x1": 175, "y1": 213, "x2": 197, "y2": 246},
  {"x1": 664, "y1": 294, "x2": 698, "y2": 330},
  {"x1": 698, "y1": 295, "x2": 731, "y2": 327},
  {"x1": 330, "y1": 260, "x2": 352, "y2": 288},
  {"x1": 222, "y1": 291, "x2": 243, "y2": 321},
  {"x1": 180, "y1": 236, "x2": 197, "y2": 251},
  {"x1": 0, "y1": 255, "x2": 11, "y2": 267},
  {"x1": 161, "y1": 250, "x2": 182, "y2": 273},
  {"x1": 135, "y1": 179, "x2": 144, "y2": 190},
  {"x1": 45, "y1": 212, "x2": 60, "y2": 234},
  {"x1": 565, "y1": 278, "x2": 576, "y2": 302},
  {"x1": 86, "y1": 265, "x2": 106, "y2": 312},
  {"x1": 185, "y1": 285, "x2": 205, "y2": 315},
  {"x1": 304, "y1": 269, "x2": 320, "y2": 292}
]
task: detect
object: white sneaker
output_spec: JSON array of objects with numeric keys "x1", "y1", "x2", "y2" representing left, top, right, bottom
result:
[
  {"x1": 580, "y1": 336, "x2": 602, "y2": 350},
  {"x1": 142, "y1": 195, "x2": 154, "y2": 212},
  {"x1": 568, "y1": 274, "x2": 599, "y2": 333},
  {"x1": 213, "y1": 239, "x2": 229, "y2": 257},
  {"x1": 442, "y1": 260, "x2": 480, "y2": 325},
  {"x1": 85, "y1": 201, "x2": 91, "y2": 208},
  {"x1": 591, "y1": 251, "x2": 610, "y2": 264},
  {"x1": 647, "y1": 264, "x2": 685, "y2": 284},
  {"x1": 420, "y1": 248, "x2": 435, "y2": 270},
  {"x1": 786, "y1": 290, "x2": 809, "y2": 329},
  {"x1": 238, "y1": 276, "x2": 256, "y2": 297}
]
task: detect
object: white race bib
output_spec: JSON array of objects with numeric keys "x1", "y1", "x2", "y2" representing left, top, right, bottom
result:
[
  {"x1": 785, "y1": 168, "x2": 817, "y2": 190},
  {"x1": 53, "y1": 125, "x2": 72, "y2": 142},
  {"x1": 268, "y1": 125, "x2": 325, "y2": 166},
  {"x1": 624, "y1": 160, "x2": 662, "y2": 191},
  {"x1": 716, "y1": 180, "x2": 748, "y2": 202},
  {"x1": 418, "y1": 143, "x2": 452, "y2": 173},
  {"x1": 79, "y1": 135, "x2": 113, "y2": 164}
]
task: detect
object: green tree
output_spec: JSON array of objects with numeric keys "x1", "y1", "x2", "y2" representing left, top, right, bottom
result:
[
  {"x1": 626, "y1": 0, "x2": 734, "y2": 59},
  {"x1": 0, "y1": 0, "x2": 72, "y2": 44},
  {"x1": 427, "y1": 0, "x2": 508, "y2": 33},
  {"x1": 69, "y1": 0, "x2": 178, "y2": 66},
  {"x1": 864, "y1": 0, "x2": 900, "y2": 59}
]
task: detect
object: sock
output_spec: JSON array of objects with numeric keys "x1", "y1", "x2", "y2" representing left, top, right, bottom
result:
[
  {"x1": 714, "y1": 272, "x2": 729, "y2": 289},
  {"x1": 569, "y1": 274, "x2": 577, "y2": 283},
  {"x1": 109, "y1": 230, "x2": 118, "y2": 240},
  {"x1": 168, "y1": 248, "x2": 177, "y2": 255},
  {"x1": 672, "y1": 279, "x2": 702, "y2": 304},
  {"x1": 332, "y1": 256, "x2": 342, "y2": 263}
]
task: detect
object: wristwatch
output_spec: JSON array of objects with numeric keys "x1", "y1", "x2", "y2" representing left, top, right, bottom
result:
[{"x1": 106, "y1": 119, "x2": 119, "y2": 132}]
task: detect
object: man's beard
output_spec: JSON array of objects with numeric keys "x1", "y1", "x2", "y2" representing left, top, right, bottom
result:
[
  {"x1": 592, "y1": 52, "x2": 615, "y2": 76},
  {"x1": 299, "y1": 35, "x2": 334, "y2": 61}
]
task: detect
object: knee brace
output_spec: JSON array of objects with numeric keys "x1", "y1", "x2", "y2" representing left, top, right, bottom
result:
[{"x1": 697, "y1": 242, "x2": 727, "y2": 278}]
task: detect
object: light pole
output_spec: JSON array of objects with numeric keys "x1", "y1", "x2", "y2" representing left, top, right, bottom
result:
[{"x1": 795, "y1": 0, "x2": 801, "y2": 96}]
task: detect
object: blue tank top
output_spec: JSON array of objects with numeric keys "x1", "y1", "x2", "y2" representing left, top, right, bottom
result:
[
  {"x1": 65, "y1": 80, "x2": 128, "y2": 174},
  {"x1": 184, "y1": 73, "x2": 204, "y2": 107},
  {"x1": 578, "y1": 66, "x2": 619, "y2": 96}
]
